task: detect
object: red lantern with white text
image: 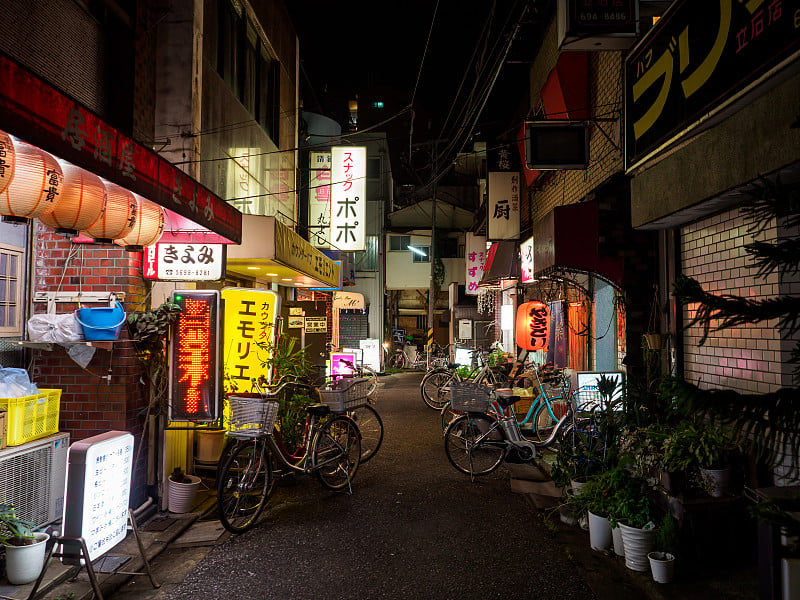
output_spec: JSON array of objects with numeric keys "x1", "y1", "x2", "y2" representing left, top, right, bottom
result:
[
  {"x1": 516, "y1": 301, "x2": 550, "y2": 351},
  {"x1": 115, "y1": 195, "x2": 164, "y2": 250},
  {"x1": 0, "y1": 131, "x2": 15, "y2": 194},
  {"x1": 39, "y1": 160, "x2": 106, "y2": 234},
  {"x1": 82, "y1": 180, "x2": 137, "y2": 241},
  {"x1": 0, "y1": 140, "x2": 64, "y2": 222}
]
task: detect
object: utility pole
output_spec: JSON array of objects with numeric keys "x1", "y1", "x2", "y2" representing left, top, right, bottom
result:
[{"x1": 427, "y1": 140, "x2": 437, "y2": 367}]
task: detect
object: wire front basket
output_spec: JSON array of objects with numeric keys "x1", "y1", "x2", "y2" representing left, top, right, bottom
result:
[
  {"x1": 319, "y1": 377, "x2": 369, "y2": 412},
  {"x1": 449, "y1": 382, "x2": 490, "y2": 412},
  {"x1": 572, "y1": 388, "x2": 605, "y2": 414},
  {"x1": 228, "y1": 395, "x2": 280, "y2": 438}
]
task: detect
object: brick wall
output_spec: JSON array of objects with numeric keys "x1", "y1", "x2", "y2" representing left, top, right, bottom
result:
[{"x1": 680, "y1": 206, "x2": 785, "y2": 393}]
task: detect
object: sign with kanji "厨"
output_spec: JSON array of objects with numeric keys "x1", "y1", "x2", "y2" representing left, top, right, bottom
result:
[
  {"x1": 330, "y1": 146, "x2": 366, "y2": 251},
  {"x1": 488, "y1": 171, "x2": 520, "y2": 240}
]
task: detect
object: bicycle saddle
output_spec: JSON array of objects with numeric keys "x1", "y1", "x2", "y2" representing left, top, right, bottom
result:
[
  {"x1": 306, "y1": 403, "x2": 331, "y2": 417},
  {"x1": 496, "y1": 395, "x2": 521, "y2": 409}
]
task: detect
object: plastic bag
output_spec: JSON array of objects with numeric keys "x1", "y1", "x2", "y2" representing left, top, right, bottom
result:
[
  {"x1": 27, "y1": 312, "x2": 84, "y2": 343},
  {"x1": 0, "y1": 367, "x2": 38, "y2": 397}
]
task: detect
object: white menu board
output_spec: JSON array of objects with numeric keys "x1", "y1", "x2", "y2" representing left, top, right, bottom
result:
[{"x1": 62, "y1": 431, "x2": 134, "y2": 564}]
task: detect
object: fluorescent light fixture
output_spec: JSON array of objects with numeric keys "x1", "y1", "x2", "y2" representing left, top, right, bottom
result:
[
  {"x1": 247, "y1": 266, "x2": 260, "y2": 270},
  {"x1": 266, "y1": 273, "x2": 278, "y2": 277},
  {"x1": 407, "y1": 245, "x2": 427, "y2": 257}
]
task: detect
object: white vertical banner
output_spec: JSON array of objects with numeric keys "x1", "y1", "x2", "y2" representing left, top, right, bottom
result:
[
  {"x1": 465, "y1": 232, "x2": 487, "y2": 295},
  {"x1": 309, "y1": 151, "x2": 331, "y2": 248},
  {"x1": 488, "y1": 171, "x2": 520, "y2": 240},
  {"x1": 331, "y1": 146, "x2": 366, "y2": 251},
  {"x1": 520, "y1": 235, "x2": 534, "y2": 283}
]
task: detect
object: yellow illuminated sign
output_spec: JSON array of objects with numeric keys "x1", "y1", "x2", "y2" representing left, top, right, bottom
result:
[{"x1": 222, "y1": 288, "x2": 280, "y2": 391}]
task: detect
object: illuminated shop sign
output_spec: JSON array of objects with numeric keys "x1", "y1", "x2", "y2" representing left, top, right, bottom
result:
[
  {"x1": 520, "y1": 236, "x2": 534, "y2": 283},
  {"x1": 62, "y1": 431, "x2": 134, "y2": 564},
  {"x1": 516, "y1": 301, "x2": 550, "y2": 351},
  {"x1": 488, "y1": 171, "x2": 520, "y2": 240},
  {"x1": 169, "y1": 290, "x2": 220, "y2": 422},
  {"x1": 143, "y1": 243, "x2": 225, "y2": 281},
  {"x1": 465, "y1": 233, "x2": 487, "y2": 296},
  {"x1": 222, "y1": 288, "x2": 280, "y2": 389},
  {"x1": 331, "y1": 146, "x2": 366, "y2": 251},
  {"x1": 309, "y1": 151, "x2": 332, "y2": 248}
]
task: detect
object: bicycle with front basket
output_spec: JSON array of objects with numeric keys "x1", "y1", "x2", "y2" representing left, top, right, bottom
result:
[{"x1": 217, "y1": 380, "x2": 362, "y2": 534}]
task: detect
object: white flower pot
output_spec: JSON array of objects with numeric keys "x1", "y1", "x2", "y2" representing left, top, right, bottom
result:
[
  {"x1": 620, "y1": 522, "x2": 657, "y2": 571},
  {"x1": 612, "y1": 524, "x2": 625, "y2": 557},
  {"x1": 4, "y1": 532, "x2": 50, "y2": 585},
  {"x1": 648, "y1": 551, "x2": 676, "y2": 583},
  {"x1": 168, "y1": 474, "x2": 201, "y2": 513},
  {"x1": 588, "y1": 511, "x2": 612, "y2": 551}
]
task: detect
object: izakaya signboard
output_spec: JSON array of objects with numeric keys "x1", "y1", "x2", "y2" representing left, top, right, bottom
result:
[
  {"x1": 520, "y1": 236, "x2": 534, "y2": 283},
  {"x1": 465, "y1": 233, "x2": 487, "y2": 295},
  {"x1": 169, "y1": 290, "x2": 220, "y2": 422},
  {"x1": 222, "y1": 288, "x2": 280, "y2": 388},
  {"x1": 143, "y1": 243, "x2": 225, "y2": 281},
  {"x1": 488, "y1": 172, "x2": 520, "y2": 240},
  {"x1": 309, "y1": 152, "x2": 331, "y2": 248},
  {"x1": 331, "y1": 147, "x2": 366, "y2": 251}
]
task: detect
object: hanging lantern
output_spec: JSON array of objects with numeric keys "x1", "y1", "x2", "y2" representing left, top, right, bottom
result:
[
  {"x1": 115, "y1": 195, "x2": 164, "y2": 251},
  {"x1": 0, "y1": 131, "x2": 15, "y2": 195},
  {"x1": 516, "y1": 301, "x2": 550, "y2": 351},
  {"x1": 82, "y1": 180, "x2": 137, "y2": 242},
  {"x1": 0, "y1": 140, "x2": 64, "y2": 223},
  {"x1": 39, "y1": 160, "x2": 107, "y2": 235}
]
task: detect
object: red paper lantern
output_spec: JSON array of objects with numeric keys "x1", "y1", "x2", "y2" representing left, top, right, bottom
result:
[
  {"x1": 82, "y1": 180, "x2": 137, "y2": 241},
  {"x1": 0, "y1": 140, "x2": 64, "y2": 222},
  {"x1": 115, "y1": 195, "x2": 165, "y2": 250},
  {"x1": 39, "y1": 160, "x2": 107, "y2": 234},
  {"x1": 516, "y1": 301, "x2": 550, "y2": 351}
]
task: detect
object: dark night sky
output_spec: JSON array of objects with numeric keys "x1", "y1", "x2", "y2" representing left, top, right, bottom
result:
[{"x1": 286, "y1": 1, "x2": 536, "y2": 142}]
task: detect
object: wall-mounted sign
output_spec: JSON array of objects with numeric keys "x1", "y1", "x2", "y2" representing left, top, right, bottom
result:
[
  {"x1": 331, "y1": 146, "x2": 366, "y2": 251},
  {"x1": 169, "y1": 290, "x2": 220, "y2": 422},
  {"x1": 309, "y1": 151, "x2": 331, "y2": 248},
  {"x1": 287, "y1": 315, "x2": 304, "y2": 328},
  {"x1": 143, "y1": 243, "x2": 225, "y2": 281},
  {"x1": 488, "y1": 172, "x2": 520, "y2": 240},
  {"x1": 520, "y1": 236, "x2": 534, "y2": 283},
  {"x1": 465, "y1": 233, "x2": 487, "y2": 295},
  {"x1": 304, "y1": 316, "x2": 327, "y2": 333},
  {"x1": 516, "y1": 301, "x2": 550, "y2": 351},
  {"x1": 222, "y1": 288, "x2": 280, "y2": 388},
  {"x1": 333, "y1": 291, "x2": 365, "y2": 310},
  {"x1": 289, "y1": 307, "x2": 303, "y2": 316},
  {"x1": 0, "y1": 56, "x2": 241, "y2": 243},
  {"x1": 62, "y1": 431, "x2": 134, "y2": 564},
  {"x1": 625, "y1": 0, "x2": 800, "y2": 168}
]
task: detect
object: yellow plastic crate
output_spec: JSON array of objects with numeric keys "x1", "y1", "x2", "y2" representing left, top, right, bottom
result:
[{"x1": 0, "y1": 389, "x2": 61, "y2": 446}]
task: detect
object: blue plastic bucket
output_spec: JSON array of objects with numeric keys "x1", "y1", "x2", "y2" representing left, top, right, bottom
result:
[{"x1": 75, "y1": 302, "x2": 126, "y2": 341}]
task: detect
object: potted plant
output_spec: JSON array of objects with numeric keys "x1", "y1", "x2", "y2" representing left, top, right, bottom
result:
[
  {"x1": 605, "y1": 467, "x2": 658, "y2": 572},
  {"x1": 648, "y1": 513, "x2": 680, "y2": 583},
  {"x1": 564, "y1": 467, "x2": 624, "y2": 553},
  {"x1": 663, "y1": 420, "x2": 739, "y2": 497},
  {"x1": 167, "y1": 467, "x2": 201, "y2": 514},
  {"x1": 0, "y1": 502, "x2": 50, "y2": 585}
]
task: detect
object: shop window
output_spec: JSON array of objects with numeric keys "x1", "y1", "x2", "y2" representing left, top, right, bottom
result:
[{"x1": 0, "y1": 245, "x2": 23, "y2": 336}]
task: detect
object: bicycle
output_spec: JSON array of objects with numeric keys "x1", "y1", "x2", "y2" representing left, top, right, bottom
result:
[
  {"x1": 320, "y1": 374, "x2": 384, "y2": 464},
  {"x1": 442, "y1": 381, "x2": 603, "y2": 480},
  {"x1": 421, "y1": 347, "x2": 510, "y2": 412},
  {"x1": 388, "y1": 341, "x2": 449, "y2": 370},
  {"x1": 335, "y1": 356, "x2": 379, "y2": 397},
  {"x1": 217, "y1": 380, "x2": 362, "y2": 534}
]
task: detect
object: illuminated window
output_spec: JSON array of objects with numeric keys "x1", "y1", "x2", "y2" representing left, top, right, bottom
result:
[
  {"x1": 412, "y1": 246, "x2": 430, "y2": 263},
  {"x1": 372, "y1": 101, "x2": 384, "y2": 109},
  {"x1": 0, "y1": 244, "x2": 23, "y2": 336}
]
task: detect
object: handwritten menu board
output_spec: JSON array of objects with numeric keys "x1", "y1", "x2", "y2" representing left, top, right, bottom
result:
[{"x1": 62, "y1": 431, "x2": 134, "y2": 564}]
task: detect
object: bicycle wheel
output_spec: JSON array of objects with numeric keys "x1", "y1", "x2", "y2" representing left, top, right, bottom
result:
[
  {"x1": 532, "y1": 400, "x2": 560, "y2": 443},
  {"x1": 361, "y1": 365, "x2": 379, "y2": 397},
  {"x1": 348, "y1": 404, "x2": 383, "y2": 462},
  {"x1": 421, "y1": 368, "x2": 455, "y2": 410},
  {"x1": 313, "y1": 415, "x2": 361, "y2": 490},
  {"x1": 388, "y1": 352, "x2": 405, "y2": 369},
  {"x1": 444, "y1": 413, "x2": 505, "y2": 476},
  {"x1": 217, "y1": 438, "x2": 272, "y2": 534},
  {"x1": 440, "y1": 401, "x2": 459, "y2": 431}
]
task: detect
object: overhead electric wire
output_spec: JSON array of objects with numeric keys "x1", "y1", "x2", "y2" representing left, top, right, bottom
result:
[{"x1": 408, "y1": 0, "x2": 441, "y2": 165}]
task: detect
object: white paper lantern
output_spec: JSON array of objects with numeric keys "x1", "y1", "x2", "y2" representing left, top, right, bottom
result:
[
  {"x1": 0, "y1": 140, "x2": 64, "y2": 222},
  {"x1": 39, "y1": 160, "x2": 107, "y2": 234},
  {"x1": 82, "y1": 180, "x2": 136, "y2": 241},
  {"x1": 0, "y1": 131, "x2": 15, "y2": 195},
  {"x1": 116, "y1": 195, "x2": 164, "y2": 250}
]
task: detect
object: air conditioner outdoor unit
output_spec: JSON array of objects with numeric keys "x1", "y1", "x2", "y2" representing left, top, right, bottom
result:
[{"x1": 0, "y1": 432, "x2": 69, "y2": 528}]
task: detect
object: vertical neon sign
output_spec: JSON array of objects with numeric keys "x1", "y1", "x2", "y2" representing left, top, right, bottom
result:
[{"x1": 169, "y1": 290, "x2": 220, "y2": 422}]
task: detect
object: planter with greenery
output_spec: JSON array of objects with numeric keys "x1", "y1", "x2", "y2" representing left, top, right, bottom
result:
[{"x1": 1, "y1": 502, "x2": 49, "y2": 585}]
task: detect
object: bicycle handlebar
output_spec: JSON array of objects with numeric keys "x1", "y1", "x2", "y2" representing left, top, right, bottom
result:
[{"x1": 250, "y1": 377, "x2": 314, "y2": 397}]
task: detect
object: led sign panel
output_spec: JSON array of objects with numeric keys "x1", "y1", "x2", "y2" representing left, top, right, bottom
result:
[
  {"x1": 62, "y1": 431, "x2": 134, "y2": 564},
  {"x1": 169, "y1": 290, "x2": 220, "y2": 422},
  {"x1": 331, "y1": 147, "x2": 366, "y2": 251}
]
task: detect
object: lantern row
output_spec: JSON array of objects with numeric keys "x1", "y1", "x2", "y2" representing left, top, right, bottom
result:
[{"x1": 0, "y1": 130, "x2": 164, "y2": 249}]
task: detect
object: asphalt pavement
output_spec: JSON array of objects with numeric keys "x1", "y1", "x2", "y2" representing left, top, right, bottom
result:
[{"x1": 10, "y1": 371, "x2": 759, "y2": 600}]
